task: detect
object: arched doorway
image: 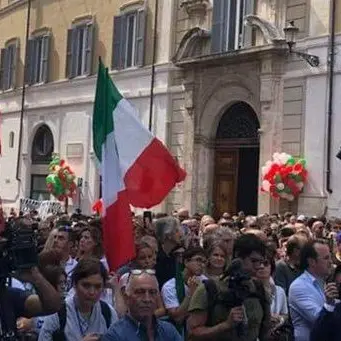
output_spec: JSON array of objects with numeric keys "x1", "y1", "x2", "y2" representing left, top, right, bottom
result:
[
  {"x1": 213, "y1": 102, "x2": 260, "y2": 217},
  {"x1": 30, "y1": 125, "x2": 54, "y2": 200}
]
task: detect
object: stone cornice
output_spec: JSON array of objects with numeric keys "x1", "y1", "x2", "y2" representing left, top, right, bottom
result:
[
  {"x1": 0, "y1": 62, "x2": 179, "y2": 99},
  {"x1": 175, "y1": 43, "x2": 288, "y2": 68},
  {"x1": 0, "y1": 0, "x2": 30, "y2": 17}
]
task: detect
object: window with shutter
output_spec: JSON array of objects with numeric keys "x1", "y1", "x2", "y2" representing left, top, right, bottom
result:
[
  {"x1": 84, "y1": 23, "x2": 94, "y2": 76},
  {"x1": 211, "y1": 0, "x2": 227, "y2": 53},
  {"x1": 0, "y1": 49, "x2": 6, "y2": 91},
  {"x1": 211, "y1": 0, "x2": 254, "y2": 53},
  {"x1": 66, "y1": 28, "x2": 76, "y2": 78},
  {"x1": 41, "y1": 34, "x2": 51, "y2": 83},
  {"x1": 112, "y1": 15, "x2": 123, "y2": 70},
  {"x1": 25, "y1": 34, "x2": 51, "y2": 85},
  {"x1": 135, "y1": 9, "x2": 146, "y2": 67},
  {"x1": 112, "y1": 7, "x2": 147, "y2": 70},
  {"x1": 9, "y1": 43, "x2": 18, "y2": 89},
  {"x1": 66, "y1": 22, "x2": 94, "y2": 78},
  {"x1": 0, "y1": 43, "x2": 18, "y2": 91},
  {"x1": 25, "y1": 38, "x2": 36, "y2": 85}
]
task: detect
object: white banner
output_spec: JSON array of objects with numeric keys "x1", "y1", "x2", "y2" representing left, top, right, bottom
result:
[{"x1": 20, "y1": 198, "x2": 62, "y2": 220}]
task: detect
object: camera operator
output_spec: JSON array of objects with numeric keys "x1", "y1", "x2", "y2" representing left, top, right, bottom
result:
[
  {"x1": 187, "y1": 234, "x2": 271, "y2": 341},
  {"x1": 0, "y1": 218, "x2": 62, "y2": 340}
]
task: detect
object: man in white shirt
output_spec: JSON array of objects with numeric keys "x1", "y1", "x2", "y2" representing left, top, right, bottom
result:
[
  {"x1": 53, "y1": 224, "x2": 78, "y2": 291},
  {"x1": 161, "y1": 247, "x2": 207, "y2": 328}
]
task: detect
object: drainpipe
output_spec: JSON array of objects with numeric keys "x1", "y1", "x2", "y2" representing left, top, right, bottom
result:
[
  {"x1": 16, "y1": 0, "x2": 32, "y2": 181},
  {"x1": 148, "y1": 0, "x2": 159, "y2": 131},
  {"x1": 326, "y1": 0, "x2": 336, "y2": 193}
]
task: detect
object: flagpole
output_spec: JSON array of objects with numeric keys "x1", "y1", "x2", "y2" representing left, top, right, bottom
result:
[{"x1": 148, "y1": 0, "x2": 159, "y2": 131}]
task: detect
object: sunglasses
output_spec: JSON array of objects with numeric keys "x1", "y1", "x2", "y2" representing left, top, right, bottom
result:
[{"x1": 130, "y1": 269, "x2": 156, "y2": 276}]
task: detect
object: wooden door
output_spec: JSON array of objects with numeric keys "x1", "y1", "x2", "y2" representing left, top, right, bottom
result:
[{"x1": 213, "y1": 149, "x2": 239, "y2": 218}]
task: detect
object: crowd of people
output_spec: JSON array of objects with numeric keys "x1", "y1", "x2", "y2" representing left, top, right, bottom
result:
[{"x1": 1, "y1": 207, "x2": 341, "y2": 341}]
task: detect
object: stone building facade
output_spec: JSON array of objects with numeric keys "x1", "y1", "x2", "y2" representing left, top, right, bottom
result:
[
  {"x1": 0, "y1": 0, "x2": 181, "y2": 214},
  {"x1": 168, "y1": 0, "x2": 341, "y2": 217},
  {"x1": 1, "y1": 0, "x2": 341, "y2": 217}
]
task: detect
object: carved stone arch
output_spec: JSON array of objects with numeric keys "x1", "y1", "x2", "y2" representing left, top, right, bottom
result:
[
  {"x1": 198, "y1": 71, "x2": 259, "y2": 120},
  {"x1": 216, "y1": 102, "x2": 260, "y2": 139},
  {"x1": 30, "y1": 124, "x2": 55, "y2": 164},
  {"x1": 198, "y1": 81, "x2": 259, "y2": 139},
  {"x1": 172, "y1": 27, "x2": 210, "y2": 63},
  {"x1": 27, "y1": 121, "x2": 57, "y2": 154}
]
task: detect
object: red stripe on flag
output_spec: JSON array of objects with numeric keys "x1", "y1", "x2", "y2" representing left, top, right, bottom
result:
[
  {"x1": 124, "y1": 138, "x2": 186, "y2": 209},
  {"x1": 103, "y1": 190, "x2": 135, "y2": 271}
]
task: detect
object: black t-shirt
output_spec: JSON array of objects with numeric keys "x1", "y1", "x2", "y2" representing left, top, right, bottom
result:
[
  {"x1": 155, "y1": 246, "x2": 177, "y2": 289},
  {"x1": 0, "y1": 287, "x2": 29, "y2": 337}
]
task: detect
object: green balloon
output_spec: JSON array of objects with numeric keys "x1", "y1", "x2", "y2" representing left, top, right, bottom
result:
[
  {"x1": 298, "y1": 159, "x2": 306, "y2": 167},
  {"x1": 287, "y1": 157, "x2": 295, "y2": 165},
  {"x1": 274, "y1": 174, "x2": 282, "y2": 183}
]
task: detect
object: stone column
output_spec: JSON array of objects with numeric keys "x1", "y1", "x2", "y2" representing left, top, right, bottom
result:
[
  {"x1": 180, "y1": 70, "x2": 197, "y2": 213},
  {"x1": 258, "y1": 54, "x2": 285, "y2": 214}
]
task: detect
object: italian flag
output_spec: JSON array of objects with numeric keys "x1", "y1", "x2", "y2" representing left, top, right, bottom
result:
[{"x1": 93, "y1": 60, "x2": 186, "y2": 270}]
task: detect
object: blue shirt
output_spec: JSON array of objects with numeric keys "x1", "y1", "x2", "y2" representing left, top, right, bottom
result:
[
  {"x1": 288, "y1": 271, "x2": 325, "y2": 341},
  {"x1": 102, "y1": 315, "x2": 182, "y2": 341}
]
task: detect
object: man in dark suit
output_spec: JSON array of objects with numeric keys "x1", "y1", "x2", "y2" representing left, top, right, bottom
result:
[{"x1": 310, "y1": 281, "x2": 341, "y2": 341}]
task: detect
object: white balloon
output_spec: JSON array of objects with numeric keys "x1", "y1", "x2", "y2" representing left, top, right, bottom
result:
[
  {"x1": 279, "y1": 152, "x2": 291, "y2": 165},
  {"x1": 276, "y1": 183, "x2": 285, "y2": 191},
  {"x1": 262, "y1": 180, "x2": 271, "y2": 192}
]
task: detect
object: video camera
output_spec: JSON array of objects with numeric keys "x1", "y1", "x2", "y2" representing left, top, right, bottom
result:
[
  {"x1": 221, "y1": 259, "x2": 251, "y2": 307},
  {"x1": 219, "y1": 259, "x2": 251, "y2": 337},
  {"x1": 0, "y1": 219, "x2": 39, "y2": 280}
]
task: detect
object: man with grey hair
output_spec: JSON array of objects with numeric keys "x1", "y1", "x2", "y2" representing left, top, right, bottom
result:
[
  {"x1": 102, "y1": 271, "x2": 181, "y2": 341},
  {"x1": 155, "y1": 217, "x2": 183, "y2": 288}
]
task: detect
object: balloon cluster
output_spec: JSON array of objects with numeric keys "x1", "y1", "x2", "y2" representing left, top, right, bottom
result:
[
  {"x1": 46, "y1": 154, "x2": 77, "y2": 201},
  {"x1": 261, "y1": 152, "x2": 308, "y2": 201}
]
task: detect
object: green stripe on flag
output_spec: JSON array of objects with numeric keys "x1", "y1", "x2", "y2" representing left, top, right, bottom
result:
[{"x1": 93, "y1": 59, "x2": 123, "y2": 162}]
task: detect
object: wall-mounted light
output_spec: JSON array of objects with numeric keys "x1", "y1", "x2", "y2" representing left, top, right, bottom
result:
[{"x1": 284, "y1": 21, "x2": 320, "y2": 67}]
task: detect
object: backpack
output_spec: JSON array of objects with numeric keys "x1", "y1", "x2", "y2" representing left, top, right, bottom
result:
[{"x1": 52, "y1": 301, "x2": 112, "y2": 341}]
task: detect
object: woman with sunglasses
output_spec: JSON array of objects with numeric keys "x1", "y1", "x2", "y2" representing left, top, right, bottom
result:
[
  {"x1": 256, "y1": 249, "x2": 289, "y2": 341},
  {"x1": 39, "y1": 258, "x2": 118, "y2": 341}
]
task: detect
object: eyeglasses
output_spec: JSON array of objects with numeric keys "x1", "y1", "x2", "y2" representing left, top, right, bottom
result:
[
  {"x1": 250, "y1": 257, "x2": 270, "y2": 267},
  {"x1": 130, "y1": 269, "x2": 156, "y2": 276}
]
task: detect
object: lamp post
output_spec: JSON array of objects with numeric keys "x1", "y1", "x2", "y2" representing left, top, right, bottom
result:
[{"x1": 284, "y1": 21, "x2": 320, "y2": 67}]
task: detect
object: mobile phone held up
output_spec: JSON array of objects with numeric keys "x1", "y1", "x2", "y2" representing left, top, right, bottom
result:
[{"x1": 143, "y1": 211, "x2": 153, "y2": 228}]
